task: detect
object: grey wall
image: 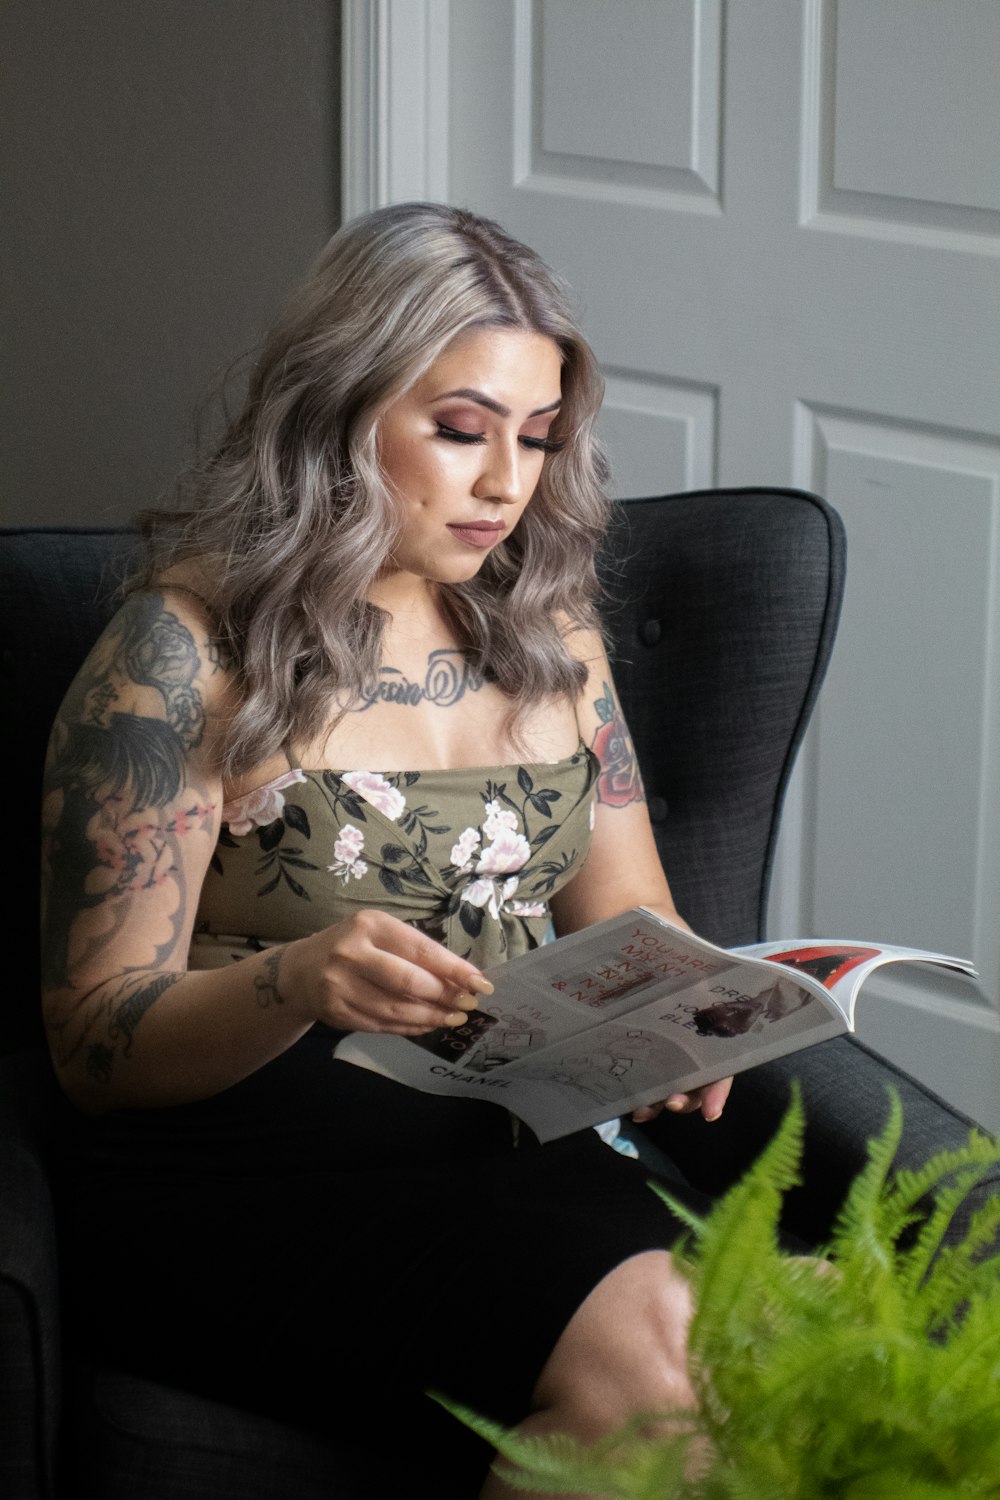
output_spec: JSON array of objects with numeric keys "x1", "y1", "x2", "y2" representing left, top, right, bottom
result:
[{"x1": 2, "y1": 0, "x2": 341, "y2": 526}]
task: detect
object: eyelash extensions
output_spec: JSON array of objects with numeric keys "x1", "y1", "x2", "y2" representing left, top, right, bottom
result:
[{"x1": 435, "y1": 421, "x2": 565, "y2": 455}]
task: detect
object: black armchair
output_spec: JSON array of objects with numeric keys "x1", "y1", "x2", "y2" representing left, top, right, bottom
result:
[{"x1": 2, "y1": 488, "x2": 995, "y2": 1499}]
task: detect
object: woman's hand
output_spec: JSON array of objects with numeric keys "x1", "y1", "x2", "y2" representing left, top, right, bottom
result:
[
  {"x1": 631, "y1": 1075, "x2": 733, "y2": 1126},
  {"x1": 283, "y1": 909, "x2": 493, "y2": 1036}
]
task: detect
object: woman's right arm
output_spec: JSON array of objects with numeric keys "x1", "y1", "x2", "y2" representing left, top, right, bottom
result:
[{"x1": 41, "y1": 589, "x2": 487, "y2": 1115}]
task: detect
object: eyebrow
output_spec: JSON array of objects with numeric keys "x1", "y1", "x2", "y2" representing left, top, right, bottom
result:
[{"x1": 433, "y1": 387, "x2": 562, "y2": 419}]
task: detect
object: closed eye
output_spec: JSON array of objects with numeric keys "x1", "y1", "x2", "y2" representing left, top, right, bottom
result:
[
  {"x1": 435, "y1": 422, "x2": 486, "y2": 445},
  {"x1": 435, "y1": 422, "x2": 563, "y2": 455}
]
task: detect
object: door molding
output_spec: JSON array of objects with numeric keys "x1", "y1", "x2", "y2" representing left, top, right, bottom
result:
[
  {"x1": 341, "y1": 0, "x2": 449, "y2": 220},
  {"x1": 339, "y1": 0, "x2": 814, "y2": 945}
]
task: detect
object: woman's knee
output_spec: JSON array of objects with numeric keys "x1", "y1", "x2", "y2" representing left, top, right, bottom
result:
[{"x1": 530, "y1": 1250, "x2": 695, "y2": 1437}]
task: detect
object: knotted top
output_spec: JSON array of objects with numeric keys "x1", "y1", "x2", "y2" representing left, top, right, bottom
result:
[{"x1": 190, "y1": 746, "x2": 599, "y2": 973}]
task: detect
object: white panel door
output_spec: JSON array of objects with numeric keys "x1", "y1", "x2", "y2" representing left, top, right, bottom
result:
[{"x1": 343, "y1": 0, "x2": 1000, "y2": 1128}]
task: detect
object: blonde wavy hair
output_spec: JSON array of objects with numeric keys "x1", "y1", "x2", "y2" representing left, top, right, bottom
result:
[{"x1": 139, "y1": 202, "x2": 611, "y2": 777}]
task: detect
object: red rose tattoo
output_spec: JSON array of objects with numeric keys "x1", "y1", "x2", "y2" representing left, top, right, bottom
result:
[{"x1": 591, "y1": 683, "x2": 645, "y2": 806}]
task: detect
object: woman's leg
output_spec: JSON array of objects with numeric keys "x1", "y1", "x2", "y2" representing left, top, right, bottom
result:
[{"x1": 479, "y1": 1249, "x2": 696, "y2": 1500}]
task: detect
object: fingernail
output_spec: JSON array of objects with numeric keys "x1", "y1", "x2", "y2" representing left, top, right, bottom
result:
[
  {"x1": 457, "y1": 992, "x2": 479, "y2": 1010},
  {"x1": 469, "y1": 975, "x2": 494, "y2": 995},
  {"x1": 447, "y1": 1012, "x2": 468, "y2": 1027},
  {"x1": 704, "y1": 1108, "x2": 722, "y2": 1122},
  {"x1": 666, "y1": 1095, "x2": 687, "y2": 1112}
]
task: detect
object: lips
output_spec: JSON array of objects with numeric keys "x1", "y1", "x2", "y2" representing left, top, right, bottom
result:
[{"x1": 446, "y1": 521, "x2": 506, "y2": 549}]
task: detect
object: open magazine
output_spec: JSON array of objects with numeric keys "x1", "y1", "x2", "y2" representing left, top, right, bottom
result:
[{"x1": 333, "y1": 909, "x2": 977, "y2": 1143}]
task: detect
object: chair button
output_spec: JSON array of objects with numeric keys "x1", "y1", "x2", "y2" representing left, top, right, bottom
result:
[
  {"x1": 640, "y1": 618, "x2": 661, "y2": 647},
  {"x1": 648, "y1": 795, "x2": 668, "y2": 823}
]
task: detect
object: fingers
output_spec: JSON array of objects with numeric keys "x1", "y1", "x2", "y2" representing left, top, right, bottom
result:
[
  {"x1": 632, "y1": 1075, "x2": 735, "y2": 1126},
  {"x1": 358, "y1": 922, "x2": 493, "y2": 1024},
  {"x1": 698, "y1": 1075, "x2": 733, "y2": 1121},
  {"x1": 296, "y1": 910, "x2": 495, "y2": 1036}
]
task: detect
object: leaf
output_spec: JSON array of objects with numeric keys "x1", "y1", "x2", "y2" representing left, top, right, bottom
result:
[
  {"x1": 648, "y1": 1182, "x2": 707, "y2": 1242},
  {"x1": 379, "y1": 868, "x2": 405, "y2": 896},
  {"x1": 439, "y1": 1396, "x2": 697, "y2": 1498},
  {"x1": 517, "y1": 766, "x2": 535, "y2": 794},
  {"x1": 283, "y1": 802, "x2": 310, "y2": 838},
  {"x1": 280, "y1": 868, "x2": 309, "y2": 900},
  {"x1": 280, "y1": 855, "x2": 318, "y2": 872},
  {"x1": 322, "y1": 775, "x2": 367, "y2": 819},
  {"x1": 529, "y1": 791, "x2": 562, "y2": 816},
  {"x1": 430, "y1": 1090, "x2": 1000, "y2": 1498},
  {"x1": 381, "y1": 843, "x2": 410, "y2": 865},
  {"x1": 531, "y1": 826, "x2": 560, "y2": 851},
  {"x1": 460, "y1": 903, "x2": 484, "y2": 938},
  {"x1": 210, "y1": 851, "x2": 224, "y2": 876},
  {"x1": 217, "y1": 827, "x2": 239, "y2": 849},
  {"x1": 403, "y1": 771, "x2": 421, "y2": 786},
  {"x1": 827, "y1": 1087, "x2": 905, "y2": 1268},
  {"x1": 596, "y1": 683, "x2": 616, "y2": 724},
  {"x1": 257, "y1": 818, "x2": 285, "y2": 852},
  {"x1": 257, "y1": 873, "x2": 281, "y2": 896}
]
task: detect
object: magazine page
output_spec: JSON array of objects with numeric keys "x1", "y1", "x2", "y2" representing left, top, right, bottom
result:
[
  {"x1": 467, "y1": 908, "x2": 846, "y2": 1042},
  {"x1": 334, "y1": 911, "x2": 848, "y2": 1140},
  {"x1": 734, "y1": 939, "x2": 978, "y2": 1028},
  {"x1": 333, "y1": 915, "x2": 979, "y2": 1141}
]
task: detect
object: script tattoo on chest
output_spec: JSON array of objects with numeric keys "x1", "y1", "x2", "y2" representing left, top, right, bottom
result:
[{"x1": 355, "y1": 649, "x2": 484, "y2": 712}]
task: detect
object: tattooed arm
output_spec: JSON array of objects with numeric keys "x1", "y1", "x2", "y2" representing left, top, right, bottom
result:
[
  {"x1": 41, "y1": 590, "x2": 488, "y2": 1113},
  {"x1": 549, "y1": 628, "x2": 685, "y2": 938},
  {"x1": 548, "y1": 629, "x2": 732, "y2": 1124},
  {"x1": 40, "y1": 588, "x2": 296, "y2": 1110}
]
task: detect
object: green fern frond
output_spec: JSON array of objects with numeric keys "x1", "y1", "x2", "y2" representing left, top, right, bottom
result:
[
  {"x1": 897, "y1": 1164, "x2": 1000, "y2": 1296},
  {"x1": 430, "y1": 1397, "x2": 619, "y2": 1495},
  {"x1": 431, "y1": 1396, "x2": 695, "y2": 1498},
  {"x1": 647, "y1": 1180, "x2": 706, "y2": 1240},
  {"x1": 924, "y1": 1298, "x2": 1000, "y2": 1409},
  {"x1": 438, "y1": 1094, "x2": 1000, "y2": 1499},
  {"x1": 886, "y1": 1132, "x2": 1000, "y2": 1219},
  {"x1": 826, "y1": 1089, "x2": 904, "y2": 1268},
  {"x1": 914, "y1": 1198, "x2": 1000, "y2": 1327},
  {"x1": 841, "y1": 1475, "x2": 986, "y2": 1500},
  {"x1": 687, "y1": 1087, "x2": 804, "y2": 1355}
]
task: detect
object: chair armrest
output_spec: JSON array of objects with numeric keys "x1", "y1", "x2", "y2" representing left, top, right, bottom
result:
[
  {"x1": 0, "y1": 1050, "x2": 64, "y2": 1500},
  {"x1": 643, "y1": 1035, "x2": 999, "y2": 1250}
]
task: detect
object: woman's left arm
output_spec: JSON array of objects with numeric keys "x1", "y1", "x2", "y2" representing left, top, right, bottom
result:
[{"x1": 549, "y1": 628, "x2": 732, "y2": 1125}]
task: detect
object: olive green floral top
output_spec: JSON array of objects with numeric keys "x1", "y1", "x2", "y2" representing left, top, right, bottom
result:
[{"x1": 190, "y1": 747, "x2": 599, "y2": 973}]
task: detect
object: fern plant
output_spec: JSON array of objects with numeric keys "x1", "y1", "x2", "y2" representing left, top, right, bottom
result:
[{"x1": 440, "y1": 1090, "x2": 1000, "y2": 1497}]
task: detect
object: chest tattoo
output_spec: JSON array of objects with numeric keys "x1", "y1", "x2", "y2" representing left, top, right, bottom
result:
[{"x1": 356, "y1": 649, "x2": 484, "y2": 711}]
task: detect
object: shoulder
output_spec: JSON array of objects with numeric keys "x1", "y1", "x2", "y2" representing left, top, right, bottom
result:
[
  {"x1": 51, "y1": 585, "x2": 235, "y2": 776},
  {"x1": 555, "y1": 613, "x2": 607, "y2": 675},
  {"x1": 550, "y1": 614, "x2": 644, "y2": 800},
  {"x1": 122, "y1": 583, "x2": 229, "y2": 693},
  {"x1": 555, "y1": 616, "x2": 617, "y2": 723}
]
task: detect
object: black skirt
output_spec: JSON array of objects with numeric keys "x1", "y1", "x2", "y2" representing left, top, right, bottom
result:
[{"x1": 60, "y1": 1027, "x2": 702, "y2": 1437}]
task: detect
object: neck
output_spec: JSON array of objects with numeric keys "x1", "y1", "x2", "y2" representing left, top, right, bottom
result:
[{"x1": 369, "y1": 570, "x2": 445, "y2": 629}]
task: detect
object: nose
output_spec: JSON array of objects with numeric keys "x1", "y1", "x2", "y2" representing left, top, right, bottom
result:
[{"x1": 472, "y1": 434, "x2": 525, "y2": 506}]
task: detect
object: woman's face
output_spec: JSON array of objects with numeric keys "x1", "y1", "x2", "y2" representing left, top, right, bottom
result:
[{"x1": 375, "y1": 326, "x2": 564, "y2": 594}]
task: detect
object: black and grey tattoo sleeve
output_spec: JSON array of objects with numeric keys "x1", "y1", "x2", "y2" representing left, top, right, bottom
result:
[{"x1": 41, "y1": 593, "x2": 216, "y2": 1082}]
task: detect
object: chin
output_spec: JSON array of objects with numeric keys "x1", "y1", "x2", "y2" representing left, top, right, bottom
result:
[{"x1": 427, "y1": 555, "x2": 492, "y2": 586}]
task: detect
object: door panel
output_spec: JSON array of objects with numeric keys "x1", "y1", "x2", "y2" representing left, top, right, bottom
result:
[{"x1": 346, "y1": 0, "x2": 1000, "y2": 1125}]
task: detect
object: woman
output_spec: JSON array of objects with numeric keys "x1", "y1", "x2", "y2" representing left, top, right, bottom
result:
[{"x1": 41, "y1": 202, "x2": 731, "y2": 1498}]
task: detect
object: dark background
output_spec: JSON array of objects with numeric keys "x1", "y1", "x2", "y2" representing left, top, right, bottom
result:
[{"x1": 2, "y1": 0, "x2": 342, "y2": 527}]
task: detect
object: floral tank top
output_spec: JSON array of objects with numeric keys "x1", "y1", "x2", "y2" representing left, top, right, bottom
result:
[{"x1": 190, "y1": 746, "x2": 599, "y2": 973}]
